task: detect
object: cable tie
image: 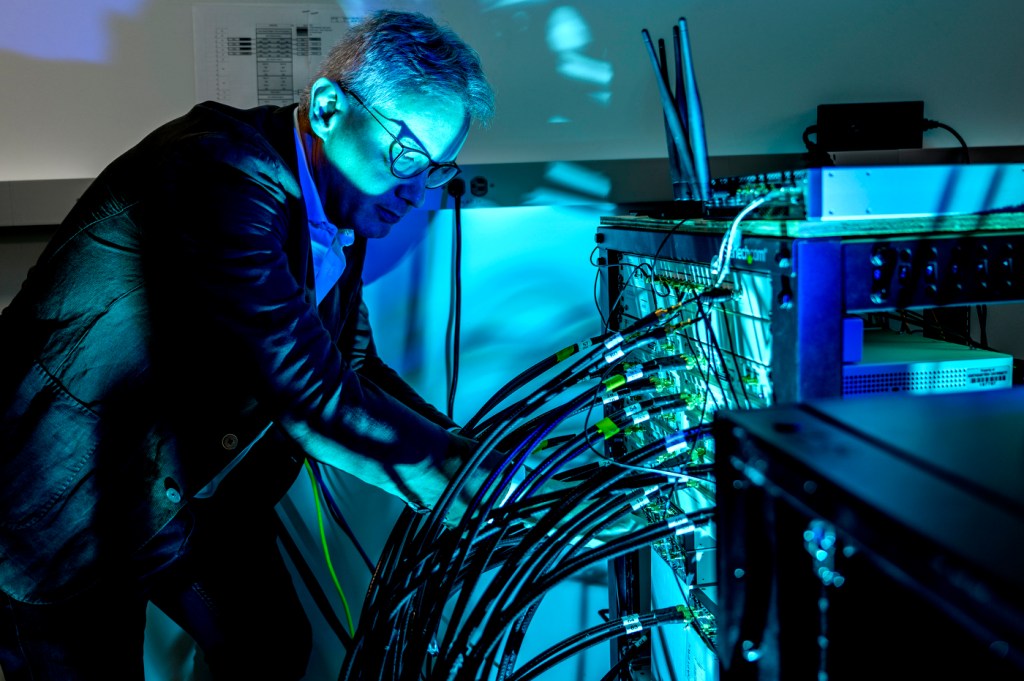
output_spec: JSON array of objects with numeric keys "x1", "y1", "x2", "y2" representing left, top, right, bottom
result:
[
  {"x1": 555, "y1": 345, "x2": 576, "y2": 362},
  {"x1": 621, "y1": 614, "x2": 643, "y2": 634},
  {"x1": 603, "y1": 374, "x2": 626, "y2": 392},
  {"x1": 595, "y1": 417, "x2": 621, "y2": 440}
]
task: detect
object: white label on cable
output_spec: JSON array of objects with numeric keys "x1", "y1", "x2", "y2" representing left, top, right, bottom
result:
[{"x1": 604, "y1": 347, "x2": 625, "y2": 364}]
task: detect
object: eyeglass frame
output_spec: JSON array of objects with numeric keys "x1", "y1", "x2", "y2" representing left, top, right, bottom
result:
[{"x1": 341, "y1": 86, "x2": 461, "y2": 189}]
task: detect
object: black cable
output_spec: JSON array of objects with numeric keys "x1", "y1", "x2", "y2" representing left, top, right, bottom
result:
[
  {"x1": 436, "y1": 389, "x2": 606, "y2": 661},
  {"x1": 426, "y1": 326, "x2": 624, "y2": 536},
  {"x1": 599, "y1": 217, "x2": 690, "y2": 337},
  {"x1": 801, "y1": 123, "x2": 833, "y2": 166},
  {"x1": 396, "y1": 391, "x2": 586, "y2": 671},
  {"x1": 341, "y1": 262, "x2": 716, "y2": 680},
  {"x1": 802, "y1": 123, "x2": 818, "y2": 152},
  {"x1": 495, "y1": 599, "x2": 544, "y2": 681},
  {"x1": 338, "y1": 508, "x2": 422, "y2": 681},
  {"x1": 978, "y1": 303, "x2": 989, "y2": 348},
  {"x1": 446, "y1": 178, "x2": 465, "y2": 419},
  {"x1": 923, "y1": 118, "x2": 970, "y2": 163},
  {"x1": 463, "y1": 331, "x2": 617, "y2": 437},
  {"x1": 598, "y1": 633, "x2": 648, "y2": 681},
  {"x1": 437, "y1": 432, "x2": 708, "y2": 679},
  {"x1": 664, "y1": 548, "x2": 719, "y2": 658},
  {"x1": 717, "y1": 303, "x2": 752, "y2": 408},
  {"x1": 591, "y1": 247, "x2": 614, "y2": 329},
  {"x1": 691, "y1": 298, "x2": 744, "y2": 410},
  {"x1": 522, "y1": 394, "x2": 694, "y2": 503},
  {"x1": 437, "y1": 470, "x2": 618, "y2": 674},
  {"x1": 503, "y1": 605, "x2": 691, "y2": 681}
]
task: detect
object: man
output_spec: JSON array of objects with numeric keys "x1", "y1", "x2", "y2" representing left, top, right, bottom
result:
[{"x1": 0, "y1": 10, "x2": 493, "y2": 680}]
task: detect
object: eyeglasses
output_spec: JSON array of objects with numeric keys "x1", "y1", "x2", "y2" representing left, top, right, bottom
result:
[{"x1": 344, "y1": 88, "x2": 461, "y2": 189}]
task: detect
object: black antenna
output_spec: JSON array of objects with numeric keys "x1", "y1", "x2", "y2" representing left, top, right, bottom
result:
[
  {"x1": 672, "y1": 24, "x2": 688, "y2": 139},
  {"x1": 678, "y1": 17, "x2": 710, "y2": 203},
  {"x1": 641, "y1": 28, "x2": 699, "y2": 201},
  {"x1": 658, "y1": 37, "x2": 683, "y2": 199}
]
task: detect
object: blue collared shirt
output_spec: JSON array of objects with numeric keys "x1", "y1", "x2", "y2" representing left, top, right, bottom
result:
[{"x1": 293, "y1": 110, "x2": 354, "y2": 305}]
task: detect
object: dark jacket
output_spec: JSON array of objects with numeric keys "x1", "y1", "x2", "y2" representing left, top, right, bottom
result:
[{"x1": 0, "y1": 101, "x2": 459, "y2": 604}]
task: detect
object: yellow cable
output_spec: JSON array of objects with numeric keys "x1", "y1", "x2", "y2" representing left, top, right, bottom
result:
[{"x1": 304, "y1": 459, "x2": 355, "y2": 637}]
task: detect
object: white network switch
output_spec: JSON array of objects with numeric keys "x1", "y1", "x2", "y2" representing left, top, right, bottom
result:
[{"x1": 842, "y1": 331, "x2": 1013, "y2": 397}]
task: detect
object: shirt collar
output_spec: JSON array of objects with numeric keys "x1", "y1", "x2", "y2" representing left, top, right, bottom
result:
[
  {"x1": 292, "y1": 108, "x2": 331, "y2": 227},
  {"x1": 292, "y1": 108, "x2": 355, "y2": 306}
]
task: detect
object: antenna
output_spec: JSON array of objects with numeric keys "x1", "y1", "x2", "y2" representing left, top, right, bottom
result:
[
  {"x1": 678, "y1": 17, "x2": 710, "y2": 203},
  {"x1": 641, "y1": 28, "x2": 699, "y2": 201},
  {"x1": 672, "y1": 24, "x2": 691, "y2": 159},
  {"x1": 658, "y1": 37, "x2": 683, "y2": 198}
]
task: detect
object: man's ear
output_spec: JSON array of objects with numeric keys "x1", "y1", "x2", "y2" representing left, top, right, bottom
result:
[{"x1": 308, "y1": 77, "x2": 348, "y2": 140}]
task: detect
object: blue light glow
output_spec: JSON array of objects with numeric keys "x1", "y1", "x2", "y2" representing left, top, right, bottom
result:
[{"x1": 2, "y1": 0, "x2": 144, "y2": 62}]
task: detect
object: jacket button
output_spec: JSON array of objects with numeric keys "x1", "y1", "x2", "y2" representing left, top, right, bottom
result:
[
  {"x1": 164, "y1": 478, "x2": 182, "y2": 504},
  {"x1": 221, "y1": 433, "x2": 239, "y2": 450}
]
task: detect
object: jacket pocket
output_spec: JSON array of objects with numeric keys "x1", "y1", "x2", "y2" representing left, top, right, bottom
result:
[{"x1": 0, "y1": 362, "x2": 99, "y2": 532}]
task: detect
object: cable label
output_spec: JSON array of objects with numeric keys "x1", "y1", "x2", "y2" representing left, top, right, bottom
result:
[
  {"x1": 603, "y1": 347, "x2": 625, "y2": 364},
  {"x1": 604, "y1": 333, "x2": 624, "y2": 349},
  {"x1": 621, "y1": 614, "x2": 643, "y2": 634}
]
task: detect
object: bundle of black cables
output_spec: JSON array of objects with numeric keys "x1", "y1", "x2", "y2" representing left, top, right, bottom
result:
[{"x1": 337, "y1": 293, "x2": 717, "y2": 681}]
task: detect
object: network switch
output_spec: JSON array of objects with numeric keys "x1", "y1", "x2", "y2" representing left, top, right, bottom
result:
[{"x1": 843, "y1": 330, "x2": 1013, "y2": 397}]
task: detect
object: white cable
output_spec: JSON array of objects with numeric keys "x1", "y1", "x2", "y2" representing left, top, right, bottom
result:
[{"x1": 711, "y1": 191, "x2": 781, "y2": 288}]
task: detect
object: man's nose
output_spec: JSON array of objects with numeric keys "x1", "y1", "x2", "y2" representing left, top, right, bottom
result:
[{"x1": 395, "y1": 175, "x2": 428, "y2": 208}]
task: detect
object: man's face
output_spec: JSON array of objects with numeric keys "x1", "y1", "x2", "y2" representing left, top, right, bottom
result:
[{"x1": 312, "y1": 88, "x2": 469, "y2": 239}]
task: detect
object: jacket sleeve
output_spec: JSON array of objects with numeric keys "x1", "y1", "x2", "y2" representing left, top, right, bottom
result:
[
  {"x1": 343, "y1": 296, "x2": 458, "y2": 431},
  {"x1": 142, "y1": 125, "x2": 474, "y2": 513}
]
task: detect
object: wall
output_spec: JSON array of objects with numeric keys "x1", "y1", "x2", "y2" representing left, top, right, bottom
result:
[{"x1": 3, "y1": 0, "x2": 1024, "y2": 182}]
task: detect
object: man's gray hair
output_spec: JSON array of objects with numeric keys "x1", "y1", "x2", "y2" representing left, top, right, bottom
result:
[{"x1": 299, "y1": 10, "x2": 494, "y2": 127}]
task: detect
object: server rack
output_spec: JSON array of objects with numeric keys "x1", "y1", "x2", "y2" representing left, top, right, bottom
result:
[
  {"x1": 595, "y1": 207, "x2": 1024, "y2": 680},
  {"x1": 713, "y1": 388, "x2": 1024, "y2": 680}
]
